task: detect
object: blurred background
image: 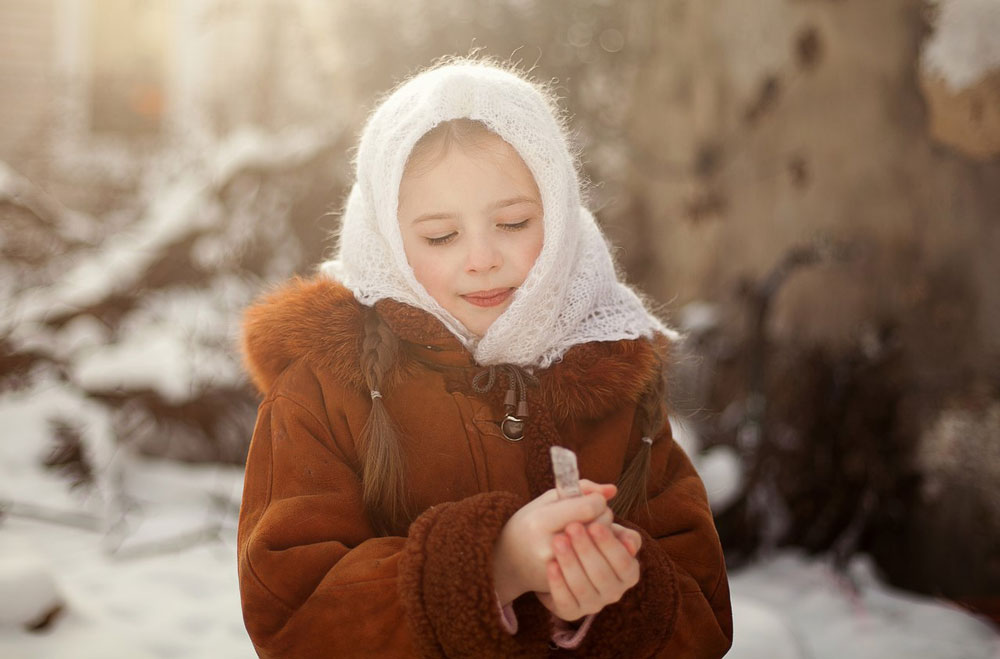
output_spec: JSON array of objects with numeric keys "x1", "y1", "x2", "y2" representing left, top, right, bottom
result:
[{"x1": 1, "y1": 0, "x2": 998, "y2": 656}]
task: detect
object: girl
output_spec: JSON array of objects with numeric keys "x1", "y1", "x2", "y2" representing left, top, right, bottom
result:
[{"x1": 238, "y1": 59, "x2": 732, "y2": 658}]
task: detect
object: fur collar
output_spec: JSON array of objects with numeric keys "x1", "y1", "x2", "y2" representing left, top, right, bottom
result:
[{"x1": 241, "y1": 277, "x2": 664, "y2": 420}]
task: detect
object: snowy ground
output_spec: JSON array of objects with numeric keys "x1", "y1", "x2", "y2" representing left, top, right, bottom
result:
[{"x1": 2, "y1": 400, "x2": 998, "y2": 658}]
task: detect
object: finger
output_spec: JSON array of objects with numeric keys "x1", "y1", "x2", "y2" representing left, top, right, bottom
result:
[
  {"x1": 610, "y1": 523, "x2": 642, "y2": 551},
  {"x1": 588, "y1": 522, "x2": 641, "y2": 585},
  {"x1": 579, "y1": 479, "x2": 617, "y2": 500},
  {"x1": 566, "y1": 522, "x2": 622, "y2": 597},
  {"x1": 593, "y1": 507, "x2": 614, "y2": 529},
  {"x1": 610, "y1": 524, "x2": 642, "y2": 556},
  {"x1": 536, "y1": 493, "x2": 609, "y2": 533},
  {"x1": 543, "y1": 560, "x2": 580, "y2": 618},
  {"x1": 553, "y1": 532, "x2": 600, "y2": 607}
]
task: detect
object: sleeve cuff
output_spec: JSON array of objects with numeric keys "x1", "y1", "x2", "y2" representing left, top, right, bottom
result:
[{"x1": 398, "y1": 491, "x2": 551, "y2": 658}]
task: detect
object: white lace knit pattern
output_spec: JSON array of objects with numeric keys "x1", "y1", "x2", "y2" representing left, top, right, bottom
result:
[{"x1": 320, "y1": 61, "x2": 675, "y2": 368}]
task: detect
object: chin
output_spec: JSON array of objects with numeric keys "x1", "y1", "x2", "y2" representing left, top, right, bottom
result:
[{"x1": 462, "y1": 314, "x2": 500, "y2": 338}]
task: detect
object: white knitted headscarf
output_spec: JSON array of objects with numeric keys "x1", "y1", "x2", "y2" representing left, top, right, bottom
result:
[{"x1": 320, "y1": 60, "x2": 675, "y2": 368}]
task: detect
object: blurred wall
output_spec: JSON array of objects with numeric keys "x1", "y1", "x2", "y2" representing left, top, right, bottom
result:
[{"x1": 0, "y1": 0, "x2": 56, "y2": 164}]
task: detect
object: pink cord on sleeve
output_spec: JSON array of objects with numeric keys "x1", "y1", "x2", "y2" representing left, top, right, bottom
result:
[
  {"x1": 551, "y1": 613, "x2": 596, "y2": 649},
  {"x1": 495, "y1": 592, "x2": 518, "y2": 635}
]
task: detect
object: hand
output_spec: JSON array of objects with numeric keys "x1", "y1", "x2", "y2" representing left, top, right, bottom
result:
[
  {"x1": 493, "y1": 480, "x2": 617, "y2": 605},
  {"x1": 535, "y1": 520, "x2": 642, "y2": 621}
]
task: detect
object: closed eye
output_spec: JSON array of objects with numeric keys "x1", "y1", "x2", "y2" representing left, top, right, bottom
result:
[
  {"x1": 499, "y1": 219, "x2": 531, "y2": 231},
  {"x1": 426, "y1": 232, "x2": 457, "y2": 246}
]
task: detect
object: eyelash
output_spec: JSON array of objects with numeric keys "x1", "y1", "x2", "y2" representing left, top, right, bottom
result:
[{"x1": 425, "y1": 219, "x2": 531, "y2": 246}]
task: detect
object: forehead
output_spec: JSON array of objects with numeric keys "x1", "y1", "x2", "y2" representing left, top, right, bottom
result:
[{"x1": 399, "y1": 132, "x2": 541, "y2": 205}]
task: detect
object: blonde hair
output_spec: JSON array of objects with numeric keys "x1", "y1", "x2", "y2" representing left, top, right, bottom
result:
[{"x1": 403, "y1": 117, "x2": 500, "y2": 176}]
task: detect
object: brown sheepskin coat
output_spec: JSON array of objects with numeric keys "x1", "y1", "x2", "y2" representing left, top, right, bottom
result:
[{"x1": 237, "y1": 276, "x2": 733, "y2": 658}]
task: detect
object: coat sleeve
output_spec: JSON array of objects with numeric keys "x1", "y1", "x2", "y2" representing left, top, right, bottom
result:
[
  {"x1": 237, "y1": 387, "x2": 554, "y2": 659},
  {"x1": 563, "y1": 420, "x2": 734, "y2": 659}
]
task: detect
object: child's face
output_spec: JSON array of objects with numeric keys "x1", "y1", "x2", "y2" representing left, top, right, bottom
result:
[{"x1": 397, "y1": 132, "x2": 544, "y2": 337}]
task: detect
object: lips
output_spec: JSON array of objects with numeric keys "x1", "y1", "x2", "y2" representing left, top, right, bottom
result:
[{"x1": 461, "y1": 287, "x2": 514, "y2": 308}]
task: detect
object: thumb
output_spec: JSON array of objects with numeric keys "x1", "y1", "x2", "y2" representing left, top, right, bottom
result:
[
  {"x1": 538, "y1": 492, "x2": 609, "y2": 532},
  {"x1": 579, "y1": 479, "x2": 617, "y2": 501}
]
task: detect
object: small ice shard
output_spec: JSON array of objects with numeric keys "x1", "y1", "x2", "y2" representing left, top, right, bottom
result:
[{"x1": 550, "y1": 446, "x2": 582, "y2": 499}]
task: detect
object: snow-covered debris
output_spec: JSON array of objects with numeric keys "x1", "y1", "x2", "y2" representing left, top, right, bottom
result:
[
  {"x1": 0, "y1": 161, "x2": 98, "y2": 244},
  {"x1": 679, "y1": 300, "x2": 722, "y2": 336},
  {"x1": 10, "y1": 125, "x2": 335, "y2": 327},
  {"x1": 0, "y1": 425, "x2": 250, "y2": 657},
  {"x1": 208, "y1": 125, "x2": 333, "y2": 186},
  {"x1": 0, "y1": 544, "x2": 62, "y2": 629},
  {"x1": 71, "y1": 324, "x2": 197, "y2": 403},
  {"x1": 699, "y1": 444, "x2": 743, "y2": 513},
  {"x1": 0, "y1": 381, "x2": 124, "y2": 528},
  {"x1": 12, "y1": 175, "x2": 218, "y2": 323},
  {"x1": 70, "y1": 281, "x2": 250, "y2": 403},
  {"x1": 923, "y1": 0, "x2": 1000, "y2": 91},
  {"x1": 670, "y1": 417, "x2": 744, "y2": 514}
]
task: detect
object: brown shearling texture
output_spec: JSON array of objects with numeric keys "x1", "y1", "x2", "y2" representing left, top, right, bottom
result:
[
  {"x1": 236, "y1": 276, "x2": 732, "y2": 657},
  {"x1": 241, "y1": 277, "x2": 659, "y2": 421},
  {"x1": 241, "y1": 276, "x2": 367, "y2": 395},
  {"x1": 398, "y1": 491, "x2": 551, "y2": 658}
]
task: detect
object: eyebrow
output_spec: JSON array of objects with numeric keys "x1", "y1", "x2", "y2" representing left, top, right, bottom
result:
[
  {"x1": 488, "y1": 196, "x2": 541, "y2": 212},
  {"x1": 409, "y1": 196, "x2": 541, "y2": 225}
]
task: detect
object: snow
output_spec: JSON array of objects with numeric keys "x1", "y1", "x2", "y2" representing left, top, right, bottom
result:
[
  {"x1": 0, "y1": 380, "x2": 122, "y2": 525},
  {"x1": 72, "y1": 325, "x2": 196, "y2": 403},
  {"x1": 0, "y1": 389, "x2": 250, "y2": 657},
  {"x1": 0, "y1": 160, "x2": 98, "y2": 244},
  {"x1": 12, "y1": 175, "x2": 218, "y2": 323},
  {"x1": 698, "y1": 444, "x2": 743, "y2": 513},
  {"x1": 679, "y1": 301, "x2": 722, "y2": 335},
  {"x1": 672, "y1": 417, "x2": 743, "y2": 514},
  {"x1": 0, "y1": 517, "x2": 249, "y2": 659},
  {"x1": 923, "y1": 0, "x2": 1000, "y2": 91},
  {"x1": 729, "y1": 554, "x2": 1000, "y2": 659},
  {"x1": 10, "y1": 279, "x2": 253, "y2": 407},
  {"x1": 728, "y1": 597, "x2": 801, "y2": 659},
  {"x1": 0, "y1": 541, "x2": 61, "y2": 628}
]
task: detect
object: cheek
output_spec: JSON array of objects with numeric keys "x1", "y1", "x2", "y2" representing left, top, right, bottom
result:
[
  {"x1": 518, "y1": 226, "x2": 545, "y2": 272},
  {"x1": 408, "y1": 249, "x2": 453, "y2": 297}
]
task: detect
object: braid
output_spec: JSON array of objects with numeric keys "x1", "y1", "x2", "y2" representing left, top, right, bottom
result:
[
  {"x1": 611, "y1": 352, "x2": 669, "y2": 519},
  {"x1": 358, "y1": 308, "x2": 408, "y2": 535},
  {"x1": 361, "y1": 310, "x2": 397, "y2": 391}
]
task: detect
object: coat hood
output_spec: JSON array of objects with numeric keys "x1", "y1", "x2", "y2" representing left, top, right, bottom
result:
[{"x1": 240, "y1": 276, "x2": 664, "y2": 421}]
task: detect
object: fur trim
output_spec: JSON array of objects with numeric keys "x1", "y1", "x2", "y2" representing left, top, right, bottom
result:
[
  {"x1": 398, "y1": 491, "x2": 551, "y2": 658},
  {"x1": 241, "y1": 276, "x2": 366, "y2": 394},
  {"x1": 240, "y1": 277, "x2": 663, "y2": 419}
]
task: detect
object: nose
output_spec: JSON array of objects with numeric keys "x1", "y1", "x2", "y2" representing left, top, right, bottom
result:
[{"x1": 465, "y1": 233, "x2": 502, "y2": 273}]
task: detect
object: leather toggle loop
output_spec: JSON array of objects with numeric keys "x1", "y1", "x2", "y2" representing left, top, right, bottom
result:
[
  {"x1": 500, "y1": 415, "x2": 525, "y2": 442},
  {"x1": 473, "y1": 364, "x2": 538, "y2": 442}
]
